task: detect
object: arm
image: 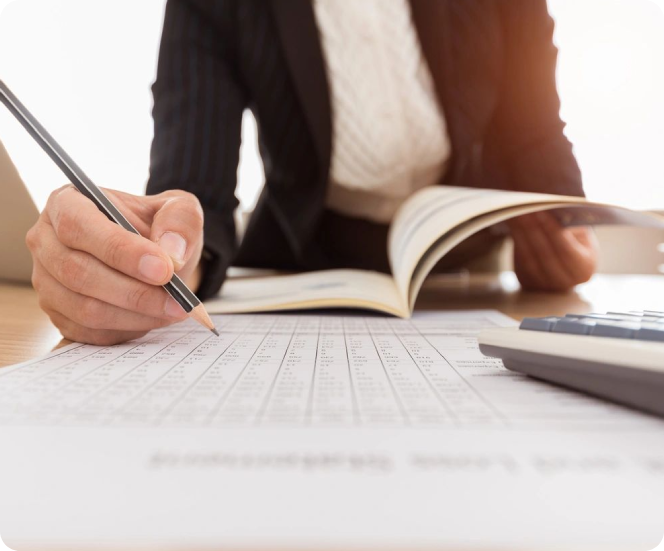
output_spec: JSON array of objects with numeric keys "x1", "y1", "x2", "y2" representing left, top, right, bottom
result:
[
  {"x1": 486, "y1": 0, "x2": 583, "y2": 197},
  {"x1": 25, "y1": 0, "x2": 245, "y2": 345},
  {"x1": 488, "y1": 1, "x2": 598, "y2": 291},
  {"x1": 147, "y1": 0, "x2": 246, "y2": 300}
]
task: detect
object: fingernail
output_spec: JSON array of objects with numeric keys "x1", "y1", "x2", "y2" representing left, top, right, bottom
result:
[
  {"x1": 165, "y1": 297, "x2": 187, "y2": 319},
  {"x1": 139, "y1": 254, "x2": 169, "y2": 283},
  {"x1": 158, "y1": 232, "x2": 187, "y2": 267}
]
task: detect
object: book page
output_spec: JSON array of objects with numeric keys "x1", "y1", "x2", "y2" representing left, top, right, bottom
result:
[
  {"x1": 205, "y1": 269, "x2": 407, "y2": 317},
  {"x1": 406, "y1": 202, "x2": 662, "y2": 311},
  {"x1": 0, "y1": 311, "x2": 663, "y2": 549},
  {"x1": 388, "y1": 186, "x2": 664, "y2": 306}
]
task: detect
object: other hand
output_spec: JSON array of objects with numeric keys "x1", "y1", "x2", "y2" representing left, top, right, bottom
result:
[
  {"x1": 26, "y1": 185, "x2": 205, "y2": 345},
  {"x1": 509, "y1": 212, "x2": 599, "y2": 292}
]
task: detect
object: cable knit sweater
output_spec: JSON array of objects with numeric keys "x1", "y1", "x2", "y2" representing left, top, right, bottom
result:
[{"x1": 313, "y1": 0, "x2": 451, "y2": 223}]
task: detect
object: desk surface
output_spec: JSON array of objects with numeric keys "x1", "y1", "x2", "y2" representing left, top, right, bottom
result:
[{"x1": 1, "y1": 273, "x2": 663, "y2": 369}]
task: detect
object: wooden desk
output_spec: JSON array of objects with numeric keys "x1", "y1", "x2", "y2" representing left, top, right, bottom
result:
[
  {"x1": 0, "y1": 281, "x2": 62, "y2": 368},
  {"x1": 1, "y1": 273, "x2": 663, "y2": 368}
]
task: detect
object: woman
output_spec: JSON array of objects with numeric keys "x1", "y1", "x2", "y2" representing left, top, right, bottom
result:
[{"x1": 26, "y1": 0, "x2": 597, "y2": 344}]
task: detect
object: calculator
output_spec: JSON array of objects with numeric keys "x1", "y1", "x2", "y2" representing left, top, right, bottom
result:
[{"x1": 478, "y1": 311, "x2": 664, "y2": 418}]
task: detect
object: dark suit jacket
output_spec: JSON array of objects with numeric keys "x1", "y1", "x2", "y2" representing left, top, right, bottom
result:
[{"x1": 147, "y1": 0, "x2": 583, "y2": 300}]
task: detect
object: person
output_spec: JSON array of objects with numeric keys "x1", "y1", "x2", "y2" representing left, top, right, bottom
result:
[{"x1": 26, "y1": 0, "x2": 598, "y2": 345}]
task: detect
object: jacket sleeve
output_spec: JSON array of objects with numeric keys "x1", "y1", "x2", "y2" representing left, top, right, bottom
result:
[
  {"x1": 147, "y1": 0, "x2": 246, "y2": 300},
  {"x1": 485, "y1": 0, "x2": 584, "y2": 198}
]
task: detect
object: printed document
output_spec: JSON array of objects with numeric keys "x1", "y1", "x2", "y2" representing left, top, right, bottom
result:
[{"x1": 0, "y1": 311, "x2": 662, "y2": 550}]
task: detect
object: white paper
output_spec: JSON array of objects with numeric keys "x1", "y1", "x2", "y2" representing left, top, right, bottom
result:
[{"x1": 0, "y1": 311, "x2": 663, "y2": 550}]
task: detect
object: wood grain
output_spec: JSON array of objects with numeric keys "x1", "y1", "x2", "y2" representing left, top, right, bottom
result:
[{"x1": 0, "y1": 281, "x2": 63, "y2": 368}]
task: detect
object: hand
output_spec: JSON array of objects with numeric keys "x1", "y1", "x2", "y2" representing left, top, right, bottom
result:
[
  {"x1": 509, "y1": 212, "x2": 599, "y2": 292},
  {"x1": 26, "y1": 185, "x2": 205, "y2": 345}
]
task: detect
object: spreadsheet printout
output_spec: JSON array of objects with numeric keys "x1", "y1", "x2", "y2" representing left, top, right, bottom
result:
[
  {"x1": 1, "y1": 311, "x2": 664, "y2": 550},
  {"x1": 0, "y1": 310, "x2": 660, "y2": 430}
]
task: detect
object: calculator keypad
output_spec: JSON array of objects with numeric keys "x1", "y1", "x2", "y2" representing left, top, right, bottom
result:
[{"x1": 519, "y1": 312, "x2": 664, "y2": 342}]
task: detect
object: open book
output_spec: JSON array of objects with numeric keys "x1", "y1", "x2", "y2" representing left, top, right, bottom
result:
[{"x1": 205, "y1": 186, "x2": 664, "y2": 318}]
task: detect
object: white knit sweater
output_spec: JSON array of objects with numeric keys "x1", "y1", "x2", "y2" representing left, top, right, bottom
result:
[{"x1": 313, "y1": 0, "x2": 451, "y2": 223}]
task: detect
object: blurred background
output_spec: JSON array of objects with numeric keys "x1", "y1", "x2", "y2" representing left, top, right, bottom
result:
[{"x1": 1, "y1": 0, "x2": 664, "y2": 214}]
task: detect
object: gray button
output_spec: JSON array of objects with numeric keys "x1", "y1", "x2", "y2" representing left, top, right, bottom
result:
[
  {"x1": 567, "y1": 313, "x2": 626, "y2": 322},
  {"x1": 520, "y1": 317, "x2": 559, "y2": 332},
  {"x1": 636, "y1": 325, "x2": 664, "y2": 342},
  {"x1": 607, "y1": 311, "x2": 642, "y2": 319},
  {"x1": 591, "y1": 321, "x2": 639, "y2": 339},
  {"x1": 552, "y1": 318, "x2": 596, "y2": 335}
]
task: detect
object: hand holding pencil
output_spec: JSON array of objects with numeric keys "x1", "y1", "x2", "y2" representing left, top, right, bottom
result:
[
  {"x1": 0, "y1": 80, "x2": 218, "y2": 345},
  {"x1": 27, "y1": 185, "x2": 209, "y2": 345}
]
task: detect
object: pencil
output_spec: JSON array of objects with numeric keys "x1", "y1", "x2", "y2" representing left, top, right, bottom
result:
[{"x1": 0, "y1": 80, "x2": 219, "y2": 337}]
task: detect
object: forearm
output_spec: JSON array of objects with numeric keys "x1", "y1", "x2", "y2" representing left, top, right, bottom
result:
[
  {"x1": 489, "y1": 0, "x2": 583, "y2": 197},
  {"x1": 148, "y1": 0, "x2": 245, "y2": 299}
]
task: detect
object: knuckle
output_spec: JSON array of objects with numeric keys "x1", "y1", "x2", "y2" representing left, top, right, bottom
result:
[
  {"x1": 59, "y1": 252, "x2": 92, "y2": 293},
  {"x1": 126, "y1": 283, "x2": 159, "y2": 314},
  {"x1": 43, "y1": 308, "x2": 68, "y2": 333},
  {"x1": 78, "y1": 298, "x2": 106, "y2": 329},
  {"x1": 31, "y1": 270, "x2": 42, "y2": 294},
  {"x1": 38, "y1": 296, "x2": 52, "y2": 315},
  {"x1": 104, "y1": 231, "x2": 132, "y2": 269},
  {"x1": 25, "y1": 224, "x2": 40, "y2": 252},
  {"x1": 54, "y1": 208, "x2": 83, "y2": 246},
  {"x1": 188, "y1": 196, "x2": 205, "y2": 223},
  {"x1": 176, "y1": 192, "x2": 204, "y2": 222}
]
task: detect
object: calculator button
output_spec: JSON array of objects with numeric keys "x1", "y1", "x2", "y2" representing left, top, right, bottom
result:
[
  {"x1": 636, "y1": 325, "x2": 664, "y2": 342},
  {"x1": 566, "y1": 313, "x2": 626, "y2": 323},
  {"x1": 519, "y1": 317, "x2": 559, "y2": 332},
  {"x1": 552, "y1": 318, "x2": 596, "y2": 335},
  {"x1": 590, "y1": 322, "x2": 639, "y2": 339}
]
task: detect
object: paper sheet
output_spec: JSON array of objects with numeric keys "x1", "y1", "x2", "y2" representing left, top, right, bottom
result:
[{"x1": 0, "y1": 311, "x2": 663, "y2": 550}]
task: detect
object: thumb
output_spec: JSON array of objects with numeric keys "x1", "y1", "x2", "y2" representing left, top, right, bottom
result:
[{"x1": 149, "y1": 192, "x2": 204, "y2": 271}]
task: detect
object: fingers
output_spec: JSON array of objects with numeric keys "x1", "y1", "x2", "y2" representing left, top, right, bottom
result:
[
  {"x1": 534, "y1": 213, "x2": 598, "y2": 284},
  {"x1": 35, "y1": 261, "x2": 176, "y2": 333},
  {"x1": 510, "y1": 212, "x2": 598, "y2": 292},
  {"x1": 510, "y1": 214, "x2": 577, "y2": 291},
  {"x1": 509, "y1": 216, "x2": 550, "y2": 290},
  {"x1": 44, "y1": 308, "x2": 148, "y2": 346},
  {"x1": 148, "y1": 191, "x2": 205, "y2": 271},
  {"x1": 46, "y1": 186, "x2": 175, "y2": 286},
  {"x1": 28, "y1": 185, "x2": 204, "y2": 346},
  {"x1": 30, "y1": 219, "x2": 188, "y2": 320}
]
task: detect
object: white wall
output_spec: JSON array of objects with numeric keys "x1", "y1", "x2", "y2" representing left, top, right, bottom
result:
[
  {"x1": 1, "y1": 0, "x2": 664, "y2": 212},
  {"x1": 551, "y1": 0, "x2": 664, "y2": 209}
]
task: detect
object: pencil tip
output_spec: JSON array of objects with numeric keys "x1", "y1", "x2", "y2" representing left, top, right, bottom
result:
[{"x1": 189, "y1": 303, "x2": 219, "y2": 336}]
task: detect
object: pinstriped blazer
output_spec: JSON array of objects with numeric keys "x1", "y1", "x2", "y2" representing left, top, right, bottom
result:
[{"x1": 146, "y1": 0, "x2": 583, "y2": 300}]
